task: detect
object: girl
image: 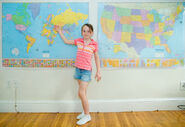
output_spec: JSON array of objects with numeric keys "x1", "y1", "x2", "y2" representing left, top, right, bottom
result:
[{"x1": 54, "y1": 23, "x2": 101, "y2": 125}]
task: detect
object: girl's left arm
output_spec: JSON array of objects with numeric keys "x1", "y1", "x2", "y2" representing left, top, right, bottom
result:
[{"x1": 94, "y1": 51, "x2": 101, "y2": 82}]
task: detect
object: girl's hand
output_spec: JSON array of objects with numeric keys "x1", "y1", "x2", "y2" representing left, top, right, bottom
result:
[
  {"x1": 95, "y1": 72, "x2": 101, "y2": 82},
  {"x1": 54, "y1": 25, "x2": 61, "y2": 32}
]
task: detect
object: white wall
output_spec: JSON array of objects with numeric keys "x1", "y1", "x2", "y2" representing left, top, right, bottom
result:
[{"x1": 0, "y1": 0, "x2": 185, "y2": 112}]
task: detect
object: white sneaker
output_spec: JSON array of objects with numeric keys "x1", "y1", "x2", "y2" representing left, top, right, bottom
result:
[
  {"x1": 76, "y1": 114, "x2": 91, "y2": 125},
  {"x1": 76, "y1": 111, "x2": 85, "y2": 119}
]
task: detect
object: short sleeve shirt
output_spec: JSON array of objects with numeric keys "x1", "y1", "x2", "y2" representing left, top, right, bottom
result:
[{"x1": 74, "y1": 38, "x2": 98, "y2": 70}]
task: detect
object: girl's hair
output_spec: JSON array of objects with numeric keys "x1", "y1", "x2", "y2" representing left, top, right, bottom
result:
[{"x1": 81, "y1": 23, "x2": 94, "y2": 33}]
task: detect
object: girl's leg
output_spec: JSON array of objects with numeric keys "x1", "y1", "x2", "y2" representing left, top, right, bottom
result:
[{"x1": 77, "y1": 80, "x2": 89, "y2": 115}]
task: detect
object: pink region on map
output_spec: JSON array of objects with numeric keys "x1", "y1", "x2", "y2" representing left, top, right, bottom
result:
[
  {"x1": 6, "y1": 14, "x2": 12, "y2": 21},
  {"x1": 165, "y1": 20, "x2": 174, "y2": 25},
  {"x1": 141, "y1": 10, "x2": 148, "y2": 20},
  {"x1": 130, "y1": 21, "x2": 143, "y2": 27},
  {"x1": 112, "y1": 8, "x2": 121, "y2": 21},
  {"x1": 16, "y1": 24, "x2": 27, "y2": 31},
  {"x1": 112, "y1": 31, "x2": 121, "y2": 42},
  {"x1": 154, "y1": 23, "x2": 159, "y2": 30},
  {"x1": 146, "y1": 41, "x2": 153, "y2": 48},
  {"x1": 153, "y1": 32, "x2": 162, "y2": 36}
]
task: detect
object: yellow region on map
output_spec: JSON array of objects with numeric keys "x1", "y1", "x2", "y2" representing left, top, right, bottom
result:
[{"x1": 51, "y1": 8, "x2": 88, "y2": 26}]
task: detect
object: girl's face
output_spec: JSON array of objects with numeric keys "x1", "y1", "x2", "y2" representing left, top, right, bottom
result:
[{"x1": 82, "y1": 25, "x2": 93, "y2": 40}]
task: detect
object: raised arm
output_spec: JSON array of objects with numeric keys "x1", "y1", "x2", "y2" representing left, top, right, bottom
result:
[{"x1": 54, "y1": 25, "x2": 75, "y2": 45}]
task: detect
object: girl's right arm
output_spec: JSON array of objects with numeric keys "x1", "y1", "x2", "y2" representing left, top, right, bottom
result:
[{"x1": 54, "y1": 25, "x2": 75, "y2": 45}]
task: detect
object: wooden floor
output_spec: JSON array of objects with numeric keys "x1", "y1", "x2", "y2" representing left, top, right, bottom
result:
[{"x1": 0, "y1": 110, "x2": 185, "y2": 127}]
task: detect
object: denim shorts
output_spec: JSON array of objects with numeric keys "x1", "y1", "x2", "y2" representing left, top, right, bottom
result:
[{"x1": 74, "y1": 67, "x2": 92, "y2": 82}]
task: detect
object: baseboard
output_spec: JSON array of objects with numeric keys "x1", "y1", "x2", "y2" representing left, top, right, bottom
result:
[{"x1": 0, "y1": 98, "x2": 185, "y2": 112}]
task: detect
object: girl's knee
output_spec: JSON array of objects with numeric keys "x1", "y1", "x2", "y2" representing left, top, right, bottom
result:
[
  {"x1": 78, "y1": 83, "x2": 88, "y2": 98},
  {"x1": 78, "y1": 89, "x2": 85, "y2": 98}
]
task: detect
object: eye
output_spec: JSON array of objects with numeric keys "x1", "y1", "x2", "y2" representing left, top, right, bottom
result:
[{"x1": 82, "y1": 30, "x2": 91, "y2": 33}]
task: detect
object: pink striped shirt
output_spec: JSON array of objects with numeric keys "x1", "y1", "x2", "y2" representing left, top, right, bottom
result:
[{"x1": 74, "y1": 38, "x2": 98, "y2": 70}]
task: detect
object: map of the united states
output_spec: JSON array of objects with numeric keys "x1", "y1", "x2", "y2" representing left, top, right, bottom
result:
[{"x1": 100, "y1": 3, "x2": 184, "y2": 58}]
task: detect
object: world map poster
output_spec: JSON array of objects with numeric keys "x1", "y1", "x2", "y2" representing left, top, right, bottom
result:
[
  {"x1": 2, "y1": 3, "x2": 88, "y2": 67},
  {"x1": 98, "y1": 2, "x2": 185, "y2": 68}
]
